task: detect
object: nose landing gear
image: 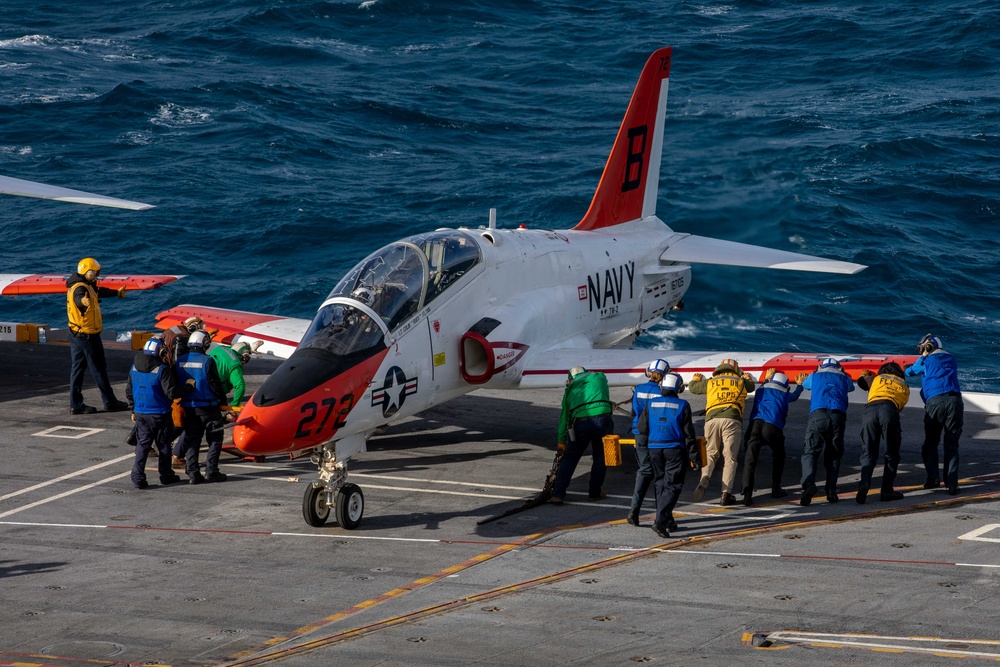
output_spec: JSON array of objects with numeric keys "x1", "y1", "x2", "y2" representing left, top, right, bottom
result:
[{"x1": 301, "y1": 442, "x2": 366, "y2": 529}]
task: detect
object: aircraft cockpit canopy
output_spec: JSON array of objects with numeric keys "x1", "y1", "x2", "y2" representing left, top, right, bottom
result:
[{"x1": 328, "y1": 230, "x2": 481, "y2": 332}]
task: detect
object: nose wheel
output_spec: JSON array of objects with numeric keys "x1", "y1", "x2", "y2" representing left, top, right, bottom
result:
[{"x1": 301, "y1": 449, "x2": 366, "y2": 529}]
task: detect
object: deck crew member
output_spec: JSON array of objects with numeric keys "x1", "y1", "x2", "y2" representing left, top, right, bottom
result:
[
  {"x1": 799, "y1": 358, "x2": 855, "y2": 506},
  {"x1": 688, "y1": 359, "x2": 756, "y2": 506},
  {"x1": 856, "y1": 362, "x2": 910, "y2": 503},
  {"x1": 905, "y1": 334, "x2": 963, "y2": 495},
  {"x1": 125, "y1": 337, "x2": 183, "y2": 489},
  {"x1": 627, "y1": 358, "x2": 671, "y2": 526},
  {"x1": 175, "y1": 331, "x2": 228, "y2": 484},
  {"x1": 551, "y1": 366, "x2": 614, "y2": 504},
  {"x1": 740, "y1": 369, "x2": 805, "y2": 506},
  {"x1": 209, "y1": 341, "x2": 254, "y2": 413},
  {"x1": 66, "y1": 257, "x2": 129, "y2": 414},
  {"x1": 638, "y1": 372, "x2": 700, "y2": 538}
]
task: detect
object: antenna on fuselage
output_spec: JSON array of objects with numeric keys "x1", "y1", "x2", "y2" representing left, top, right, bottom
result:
[{"x1": 488, "y1": 208, "x2": 496, "y2": 230}]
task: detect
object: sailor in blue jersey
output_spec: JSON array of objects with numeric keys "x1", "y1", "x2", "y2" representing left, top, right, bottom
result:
[
  {"x1": 175, "y1": 331, "x2": 228, "y2": 484},
  {"x1": 626, "y1": 358, "x2": 671, "y2": 526},
  {"x1": 125, "y1": 337, "x2": 184, "y2": 489},
  {"x1": 740, "y1": 369, "x2": 805, "y2": 506},
  {"x1": 905, "y1": 334, "x2": 964, "y2": 495},
  {"x1": 799, "y1": 358, "x2": 855, "y2": 506},
  {"x1": 638, "y1": 373, "x2": 700, "y2": 539}
]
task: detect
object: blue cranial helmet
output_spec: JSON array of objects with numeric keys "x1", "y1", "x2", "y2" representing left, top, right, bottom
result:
[
  {"x1": 771, "y1": 372, "x2": 789, "y2": 388},
  {"x1": 918, "y1": 333, "x2": 942, "y2": 354},
  {"x1": 820, "y1": 357, "x2": 841, "y2": 370},
  {"x1": 143, "y1": 337, "x2": 163, "y2": 357},
  {"x1": 660, "y1": 372, "x2": 683, "y2": 393},
  {"x1": 647, "y1": 358, "x2": 670, "y2": 375}
]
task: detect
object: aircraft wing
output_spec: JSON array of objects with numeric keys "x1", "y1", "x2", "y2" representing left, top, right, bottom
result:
[
  {"x1": 154, "y1": 305, "x2": 311, "y2": 359},
  {"x1": 519, "y1": 348, "x2": 918, "y2": 388},
  {"x1": 661, "y1": 234, "x2": 865, "y2": 274},
  {"x1": 0, "y1": 274, "x2": 182, "y2": 296},
  {"x1": 0, "y1": 175, "x2": 154, "y2": 210}
]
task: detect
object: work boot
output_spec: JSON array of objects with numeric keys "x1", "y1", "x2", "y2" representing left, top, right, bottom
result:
[
  {"x1": 826, "y1": 490, "x2": 839, "y2": 504},
  {"x1": 800, "y1": 482, "x2": 817, "y2": 507},
  {"x1": 652, "y1": 524, "x2": 670, "y2": 538},
  {"x1": 742, "y1": 490, "x2": 753, "y2": 507},
  {"x1": 947, "y1": 486, "x2": 960, "y2": 496},
  {"x1": 588, "y1": 490, "x2": 608, "y2": 501},
  {"x1": 548, "y1": 496, "x2": 564, "y2": 505},
  {"x1": 771, "y1": 488, "x2": 788, "y2": 499},
  {"x1": 189, "y1": 472, "x2": 205, "y2": 485},
  {"x1": 204, "y1": 471, "x2": 228, "y2": 483},
  {"x1": 856, "y1": 487, "x2": 868, "y2": 504},
  {"x1": 666, "y1": 518, "x2": 679, "y2": 532},
  {"x1": 105, "y1": 399, "x2": 129, "y2": 412},
  {"x1": 692, "y1": 481, "x2": 708, "y2": 502},
  {"x1": 71, "y1": 405, "x2": 98, "y2": 415},
  {"x1": 171, "y1": 456, "x2": 185, "y2": 470},
  {"x1": 626, "y1": 510, "x2": 640, "y2": 526},
  {"x1": 160, "y1": 475, "x2": 182, "y2": 485},
  {"x1": 720, "y1": 492, "x2": 735, "y2": 506},
  {"x1": 922, "y1": 480, "x2": 941, "y2": 489},
  {"x1": 880, "y1": 490, "x2": 904, "y2": 502},
  {"x1": 134, "y1": 480, "x2": 148, "y2": 489}
]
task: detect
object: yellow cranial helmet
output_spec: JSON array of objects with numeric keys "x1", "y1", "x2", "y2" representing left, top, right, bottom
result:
[{"x1": 77, "y1": 257, "x2": 101, "y2": 275}]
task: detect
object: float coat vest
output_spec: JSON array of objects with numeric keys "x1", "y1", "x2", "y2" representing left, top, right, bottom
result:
[
  {"x1": 804, "y1": 368, "x2": 854, "y2": 412},
  {"x1": 66, "y1": 282, "x2": 102, "y2": 335},
  {"x1": 866, "y1": 373, "x2": 910, "y2": 412},
  {"x1": 176, "y1": 351, "x2": 219, "y2": 408},
  {"x1": 747, "y1": 382, "x2": 803, "y2": 429},
  {"x1": 646, "y1": 395, "x2": 689, "y2": 448},
  {"x1": 705, "y1": 373, "x2": 748, "y2": 419},
  {"x1": 919, "y1": 351, "x2": 961, "y2": 400},
  {"x1": 631, "y1": 380, "x2": 662, "y2": 435},
  {"x1": 130, "y1": 364, "x2": 173, "y2": 415}
]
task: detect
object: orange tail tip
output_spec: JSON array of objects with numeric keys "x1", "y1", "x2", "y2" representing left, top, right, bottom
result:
[{"x1": 574, "y1": 47, "x2": 672, "y2": 232}]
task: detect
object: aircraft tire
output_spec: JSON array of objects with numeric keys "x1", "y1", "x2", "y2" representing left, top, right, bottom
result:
[
  {"x1": 335, "y1": 483, "x2": 364, "y2": 530},
  {"x1": 302, "y1": 484, "x2": 330, "y2": 527}
]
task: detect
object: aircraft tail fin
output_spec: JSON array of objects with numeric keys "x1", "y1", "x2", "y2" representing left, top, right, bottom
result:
[{"x1": 574, "y1": 47, "x2": 671, "y2": 232}]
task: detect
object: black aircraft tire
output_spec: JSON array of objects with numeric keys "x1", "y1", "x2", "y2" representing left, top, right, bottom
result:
[
  {"x1": 302, "y1": 484, "x2": 330, "y2": 527},
  {"x1": 335, "y1": 483, "x2": 364, "y2": 530}
]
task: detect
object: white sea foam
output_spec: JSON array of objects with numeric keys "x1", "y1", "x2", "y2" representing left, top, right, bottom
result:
[{"x1": 150, "y1": 103, "x2": 213, "y2": 128}]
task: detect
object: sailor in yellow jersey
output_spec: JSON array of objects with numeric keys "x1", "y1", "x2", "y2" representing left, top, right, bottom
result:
[
  {"x1": 66, "y1": 257, "x2": 129, "y2": 415},
  {"x1": 688, "y1": 359, "x2": 756, "y2": 505},
  {"x1": 855, "y1": 362, "x2": 910, "y2": 504}
]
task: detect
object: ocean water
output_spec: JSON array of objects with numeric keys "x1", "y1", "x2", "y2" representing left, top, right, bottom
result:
[{"x1": 1, "y1": 1, "x2": 998, "y2": 390}]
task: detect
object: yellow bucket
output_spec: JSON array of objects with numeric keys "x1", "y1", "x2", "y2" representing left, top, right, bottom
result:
[{"x1": 602, "y1": 434, "x2": 622, "y2": 467}]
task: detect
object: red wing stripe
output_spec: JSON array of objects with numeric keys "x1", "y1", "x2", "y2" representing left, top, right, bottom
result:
[{"x1": 1, "y1": 274, "x2": 181, "y2": 295}]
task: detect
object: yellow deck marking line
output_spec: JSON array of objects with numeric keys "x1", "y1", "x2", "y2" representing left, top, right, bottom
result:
[{"x1": 218, "y1": 486, "x2": 1000, "y2": 666}]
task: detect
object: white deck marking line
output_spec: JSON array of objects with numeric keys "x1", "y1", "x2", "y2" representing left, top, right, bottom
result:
[
  {"x1": 351, "y1": 473, "x2": 540, "y2": 492},
  {"x1": 271, "y1": 532, "x2": 442, "y2": 543},
  {"x1": 0, "y1": 454, "x2": 133, "y2": 501},
  {"x1": 0, "y1": 472, "x2": 130, "y2": 518},
  {"x1": 32, "y1": 425, "x2": 105, "y2": 439},
  {"x1": 958, "y1": 523, "x2": 1000, "y2": 543},
  {"x1": 360, "y1": 484, "x2": 521, "y2": 500},
  {"x1": 766, "y1": 631, "x2": 1000, "y2": 658}
]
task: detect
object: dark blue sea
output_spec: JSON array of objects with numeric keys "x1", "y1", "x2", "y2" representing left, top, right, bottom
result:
[{"x1": 2, "y1": 1, "x2": 998, "y2": 390}]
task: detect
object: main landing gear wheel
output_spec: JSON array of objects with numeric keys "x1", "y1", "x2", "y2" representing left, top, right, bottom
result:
[
  {"x1": 335, "y1": 483, "x2": 364, "y2": 530},
  {"x1": 302, "y1": 484, "x2": 331, "y2": 527}
]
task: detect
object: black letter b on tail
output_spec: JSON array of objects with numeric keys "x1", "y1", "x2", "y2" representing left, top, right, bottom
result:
[{"x1": 622, "y1": 125, "x2": 648, "y2": 192}]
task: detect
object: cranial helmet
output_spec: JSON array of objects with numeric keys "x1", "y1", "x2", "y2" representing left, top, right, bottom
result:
[
  {"x1": 568, "y1": 366, "x2": 587, "y2": 379},
  {"x1": 660, "y1": 372, "x2": 683, "y2": 393},
  {"x1": 646, "y1": 358, "x2": 670, "y2": 376},
  {"x1": 770, "y1": 372, "x2": 789, "y2": 388},
  {"x1": 183, "y1": 316, "x2": 204, "y2": 333},
  {"x1": 232, "y1": 341, "x2": 252, "y2": 363},
  {"x1": 143, "y1": 337, "x2": 164, "y2": 357},
  {"x1": 352, "y1": 286, "x2": 375, "y2": 306},
  {"x1": 715, "y1": 358, "x2": 740, "y2": 375},
  {"x1": 77, "y1": 257, "x2": 101, "y2": 275},
  {"x1": 820, "y1": 357, "x2": 841, "y2": 370},
  {"x1": 188, "y1": 330, "x2": 209, "y2": 350},
  {"x1": 918, "y1": 333, "x2": 942, "y2": 354}
]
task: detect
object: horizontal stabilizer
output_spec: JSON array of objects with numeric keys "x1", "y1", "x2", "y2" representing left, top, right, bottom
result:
[
  {"x1": 661, "y1": 234, "x2": 865, "y2": 275},
  {"x1": 0, "y1": 274, "x2": 182, "y2": 296},
  {"x1": 155, "y1": 304, "x2": 310, "y2": 359},
  {"x1": 0, "y1": 175, "x2": 154, "y2": 210}
]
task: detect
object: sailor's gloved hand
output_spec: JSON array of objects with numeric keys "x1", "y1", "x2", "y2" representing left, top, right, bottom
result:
[
  {"x1": 765, "y1": 367, "x2": 776, "y2": 380},
  {"x1": 691, "y1": 373, "x2": 704, "y2": 383},
  {"x1": 689, "y1": 456, "x2": 702, "y2": 473},
  {"x1": 860, "y1": 369, "x2": 874, "y2": 379},
  {"x1": 742, "y1": 372, "x2": 754, "y2": 381},
  {"x1": 185, "y1": 378, "x2": 196, "y2": 387},
  {"x1": 131, "y1": 412, "x2": 135, "y2": 422},
  {"x1": 794, "y1": 372, "x2": 808, "y2": 384},
  {"x1": 557, "y1": 442, "x2": 566, "y2": 454},
  {"x1": 117, "y1": 285, "x2": 127, "y2": 298}
]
